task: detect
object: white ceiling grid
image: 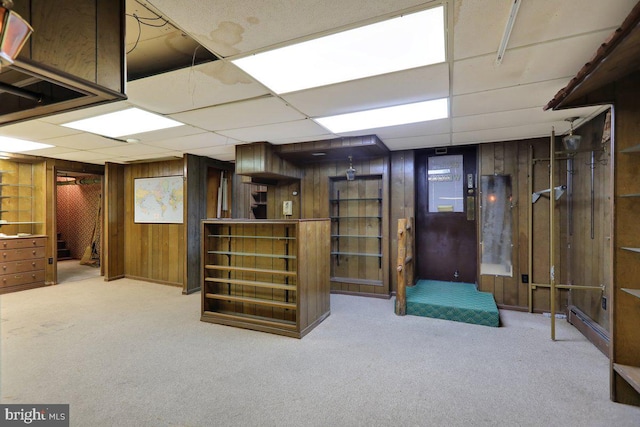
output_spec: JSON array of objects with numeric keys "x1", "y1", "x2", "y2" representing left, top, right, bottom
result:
[{"x1": 0, "y1": 0, "x2": 637, "y2": 164}]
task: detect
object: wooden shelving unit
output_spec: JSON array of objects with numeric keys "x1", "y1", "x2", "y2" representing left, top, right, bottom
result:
[
  {"x1": 0, "y1": 161, "x2": 44, "y2": 237},
  {"x1": 329, "y1": 175, "x2": 388, "y2": 295},
  {"x1": 612, "y1": 136, "x2": 640, "y2": 405},
  {"x1": 201, "y1": 219, "x2": 330, "y2": 338}
]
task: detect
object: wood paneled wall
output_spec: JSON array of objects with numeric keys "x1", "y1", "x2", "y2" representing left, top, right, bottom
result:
[
  {"x1": 124, "y1": 160, "x2": 184, "y2": 287},
  {"x1": 479, "y1": 137, "x2": 568, "y2": 312},
  {"x1": 104, "y1": 162, "x2": 125, "y2": 281},
  {"x1": 184, "y1": 154, "x2": 234, "y2": 294},
  {"x1": 566, "y1": 111, "x2": 612, "y2": 331}
]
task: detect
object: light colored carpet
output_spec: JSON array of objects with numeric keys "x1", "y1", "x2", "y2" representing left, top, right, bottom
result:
[
  {"x1": 1, "y1": 277, "x2": 639, "y2": 426},
  {"x1": 56, "y1": 259, "x2": 101, "y2": 284}
]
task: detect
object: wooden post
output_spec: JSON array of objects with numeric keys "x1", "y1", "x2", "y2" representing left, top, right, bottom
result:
[
  {"x1": 550, "y1": 129, "x2": 556, "y2": 340},
  {"x1": 395, "y1": 218, "x2": 407, "y2": 315}
]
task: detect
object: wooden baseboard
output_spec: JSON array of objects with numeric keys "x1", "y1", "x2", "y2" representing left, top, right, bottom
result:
[
  {"x1": 330, "y1": 289, "x2": 391, "y2": 299},
  {"x1": 567, "y1": 305, "x2": 609, "y2": 357},
  {"x1": 124, "y1": 275, "x2": 182, "y2": 288}
]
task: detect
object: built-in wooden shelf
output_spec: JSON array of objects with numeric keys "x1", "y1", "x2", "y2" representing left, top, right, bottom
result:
[
  {"x1": 205, "y1": 277, "x2": 297, "y2": 292},
  {"x1": 331, "y1": 234, "x2": 382, "y2": 239},
  {"x1": 621, "y1": 247, "x2": 640, "y2": 253},
  {"x1": 330, "y1": 179, "x2": 386, "y2": 293},
  {"x1": 0, "y1": 222, "x2": 43, "y2": 225},
  {"x1": 329, "y1": 198, "x2": 382, "y2": 202},
  {"x1": 205, "y1": 293, "x2": 297, "y2": 310},
  {"x1": 207, "y1": 234, "x2": 296, "y2": 240},
  {"x1": 207, "y1": 250, "x2": 296, "y2": 259},
  {"x1": 613, "y1": 364, "x2": 640, "y2": 394},
  {"x1": 622, "y1": 288, "x2": 640, "y2": 299},
  {"x1": 0, "y1": 183, "x2": 34, "y2": 188},
  {"x1": 330, "y1": 216, "x2": 382, "y2": 220},
  {"x1": 205, "y1": 264, "x2": 296, "y2": 276},
  {"x1": 331, "y1": 251, "x2": 382, "y2": 257},
  {"x1": 621, "y1": 143, "x2": 640, "y2": 153}
]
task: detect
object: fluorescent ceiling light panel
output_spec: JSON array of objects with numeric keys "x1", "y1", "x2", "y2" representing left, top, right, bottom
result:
[
  {"x1": 0, "y1": 136, "x2": 53, "y2": 152},
  {"x1": 61, "y1": 107, "x2": 184, "y2": 138},
  {"x1": 316, "y1": 98, "x2": 449, "y2": 133},
  {"x1": 232, "y1": 6, "x2": 445, "y2": 94}
]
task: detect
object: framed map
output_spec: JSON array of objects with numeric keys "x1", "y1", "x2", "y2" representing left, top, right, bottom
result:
[{"x1": 134, "y1": 176, "x2": 184, "y2": 223}]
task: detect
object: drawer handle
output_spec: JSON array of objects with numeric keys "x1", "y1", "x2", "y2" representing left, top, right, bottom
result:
[
  {"x1": 32, "y1": 240, "x2": 36, "y2": 245},
  {"x1": 2, "y1": 266, "x2": 5, "y2": 270},
  {"x1": 2, "y1": 253, "x2": 6, "y2": 258},
  {"x1": 32, "y1": 250, "x2": 36, "y2": 255},
  {"x1": 31, "y1": 262, "x2": 35, "y2": 266},
  {"x1": 14, "y1": 275, "x2": 22, "y2": 279}
]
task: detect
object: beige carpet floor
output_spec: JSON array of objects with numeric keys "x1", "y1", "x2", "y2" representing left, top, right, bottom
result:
[{"x1": 1, "y1": 277, "x2": 639, "y2": 426}]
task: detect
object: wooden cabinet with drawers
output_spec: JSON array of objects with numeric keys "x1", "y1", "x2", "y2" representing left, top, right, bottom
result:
[{"x1": 0, "y1": 236, "x2": 47, "y2": 294}]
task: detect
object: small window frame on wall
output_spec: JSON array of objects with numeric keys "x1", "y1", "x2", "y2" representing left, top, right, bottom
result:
[{"x1": 427, "y1": 154, "x2": 464, "y2": 213}]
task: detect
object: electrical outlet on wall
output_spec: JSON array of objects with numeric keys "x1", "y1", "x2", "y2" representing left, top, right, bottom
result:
[{"x1": 283, "y1": 200, "x2": 293, "y2": 216}]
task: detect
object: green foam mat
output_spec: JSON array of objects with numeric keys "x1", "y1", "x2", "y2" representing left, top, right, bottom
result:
[{"x1": 406, "y1": 280, "x2": 499, "y2": 327}]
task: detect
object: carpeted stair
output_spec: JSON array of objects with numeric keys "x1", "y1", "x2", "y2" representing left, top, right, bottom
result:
[{"x1": 406, "y1": 280, "x2": 499, "y2": 327}]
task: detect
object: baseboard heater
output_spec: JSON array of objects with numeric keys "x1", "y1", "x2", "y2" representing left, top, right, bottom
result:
[{"x1": 567, "y1": 305, "x2": 609, "y2": 357}]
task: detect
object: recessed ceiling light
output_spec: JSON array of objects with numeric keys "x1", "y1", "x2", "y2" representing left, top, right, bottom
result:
[
  {"x1": 61, "y1": 107, "x2": 184, "y2": 138},
  {"x1": 315, "y1": 98, "x2": 449, "y2": 133},
  {"x1": 0, "y1": 136, "x2": 54, "y2": 153},
  {"x1": 232, "y1": 6, "x2": 445, "y2": 94}
]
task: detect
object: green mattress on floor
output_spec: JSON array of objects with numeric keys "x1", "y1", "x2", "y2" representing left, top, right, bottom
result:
[{"x1": 406, "y1": 280, "x2": 499, "y2": 327}]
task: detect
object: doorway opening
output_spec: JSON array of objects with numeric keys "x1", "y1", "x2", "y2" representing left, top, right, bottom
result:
[
  {"x1": 56, "y1": 172, "x2": 103, "y2": 284},
  {"x1": 415, "y1": 146, "x2": 478, "y2": 283}
]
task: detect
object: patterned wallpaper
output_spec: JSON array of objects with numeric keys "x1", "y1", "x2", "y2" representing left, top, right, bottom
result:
[{"x1": 56, "y1": 177, "x2": 102, "y2": 260}]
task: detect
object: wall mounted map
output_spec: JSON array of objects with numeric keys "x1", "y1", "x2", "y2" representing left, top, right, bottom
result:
[{"x1": 134, "y1": 176, "x2": 184, "y2": 223}]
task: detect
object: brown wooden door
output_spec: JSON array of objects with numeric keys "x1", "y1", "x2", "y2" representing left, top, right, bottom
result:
[{"x1": 416, "y1": 146, "x2": 478, "y2": 283}]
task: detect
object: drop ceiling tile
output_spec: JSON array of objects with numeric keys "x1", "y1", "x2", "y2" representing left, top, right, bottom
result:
[
  {"x1": 453, "y1": 106, "x2": 602, "y2": 133},
  {"x1": 452, "y1": 123, "x2": 559, "y2": 145},
  {"x1": 381, "y1": 133, "x2": 451, "y2": 150},
  {"x1": 453, "y1": 0, "x2": 636, "y2": 61},
  {"x1": 48, "y1": 151, "x2": 124, "y2": 164},
  {"x1": 143, "y1": 131, "x2": 239, "y2": 150},
  {"x1": 43, "y1": 133, "x2": 125, "y2": 150},
  {"x1": 282, "y1": 64, "x2": 449, "y2": 117},
  {"x1": 0, "y1": 121, "x2": 81, "y2": 141},
  {"x1": 453, "y1": 30, "x2": 613, "y2": 96},
  {"x1": 267, "y1": 134, "x2": 337, "y2": 145},
  {"x1": 39, "y1": 101, "x2": 133, "y2": 125},
  {"x1": 24, "y1": 146, "x2": 81, "y2": 156},
  {"x1": 508, "y1": 0, "x2": 637, "y2": 51},
  {"x1": 119, "y1": 152, "x2": 184, "y2": 162},
  {"x1": 148, "y1": 0, "x2": 434, "y2": 57},
  {"x1": 374, "y1": 119, "x2": 451, "y2": 139},
  {"x1": 452, "y1": 78, "x2": 570, "y2": 117},
  {"x1": 333, "y1": 118, "x2": 451, "y2": 140},
  {"x1": 187, "y1": 145, "x2": 237, "y2": 161},
  {"x1": 127, "y1": 61, "x2": 270, "y2": 115},
  {"x1": 217, "y1": 119, "x2": 328, "y2": 143},
  {"x1": 171, "y1": 97, "x2": 305, "y2": 131},
  {"x1": 121, "y1": 125, "x2": 205, "y2": 142},
  {"x1": 92, "y1": 143, "x2": 176, "y2": 157}
]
